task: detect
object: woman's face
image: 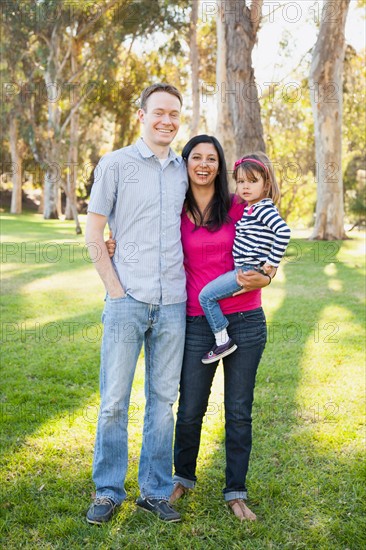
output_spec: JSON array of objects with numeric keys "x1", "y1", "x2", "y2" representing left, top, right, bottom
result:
[{"x1": 186, "y1": 143, "x2": 219, "y2": 188}]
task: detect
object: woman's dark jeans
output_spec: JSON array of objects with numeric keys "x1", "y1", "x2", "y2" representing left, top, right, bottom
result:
[{"x1": 173, "y1": 307, "x2": 267, "y2": 501}]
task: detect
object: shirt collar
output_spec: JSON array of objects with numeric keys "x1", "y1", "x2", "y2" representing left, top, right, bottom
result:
[
  {"x1": 247, "y1": 198, "x2": 273, "y2": 210},
  {"x1": 136, "y1": 137, "x2": 182, "y2": 164}
]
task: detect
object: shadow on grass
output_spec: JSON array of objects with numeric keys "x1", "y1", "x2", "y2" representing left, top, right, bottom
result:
[
  {"x1": 1, "y1": 238, "x2": 364, "y2": 549},
  {"x1": 1, "y1": 247, "x2": 93, "y2": 296},
  {"x1": 179, "y1": 239, "x2": 365, "y2": 548},
  {"x1": 1, "y1": 212, "x2": 84, "y2": 237},
  {"x1": 0, "y1": 308, "x2": 105, "y2": 456}
]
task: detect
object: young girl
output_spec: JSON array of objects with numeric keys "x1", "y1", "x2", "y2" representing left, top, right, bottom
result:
[{"x1": 199, "y1": 152, "x2": 291, "y2": 364}]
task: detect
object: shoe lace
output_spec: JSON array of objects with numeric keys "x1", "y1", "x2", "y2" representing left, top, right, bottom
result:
[
  {"x1": 148, "y1": 498, "x2": 175, "y2": 510},
  {"x1": 159, "y1": 500, "x2": 177, "y2": 512},
  {"x1": 94, "y1": 496, "x2": 115, "y2": 506}
]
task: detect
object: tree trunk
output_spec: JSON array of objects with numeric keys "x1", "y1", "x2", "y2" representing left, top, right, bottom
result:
[
  {"x1": 65, "y1": 138, "x2": 81, "y2": 226},
  {"x1": 223, "y1": 0, "x2": 265, "y2": 157},
  {"x1": 216, "y1": 1, "x2": 236, "y2": 185},
  {"x1": 38, "y1": 187, "x2": 44, "y2": 214},
  {"x1": 9, "y1": 116, "x2": 22, "y2": 214},
  {"x1": 43, "y1": 160, "x2": 60, "y2": 219},
  {"x1": 65, "y1": 38, "x2": 82, "y2": 234},
  {"x1": 189, "y1": 0, "x2": 200, "y2": 138},
  {"x1": 43, "y1": 29, "x2": 62, "y2": 220},
  {"x1": 309, "y1": 0, "x2": 350, "y2": 240}
]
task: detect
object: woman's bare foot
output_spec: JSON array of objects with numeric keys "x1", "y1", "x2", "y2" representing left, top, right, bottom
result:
[
  {"x1": 169, "y1": 482, "x2": 190, "y2": 505},
  {"x1": 227, "y1": 499, "x2": 257, "y2": 521}
]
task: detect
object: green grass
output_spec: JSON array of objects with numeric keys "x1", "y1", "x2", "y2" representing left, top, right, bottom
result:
[{"x1": 1, "y1": 212, "x2": 365, "y2": 550}]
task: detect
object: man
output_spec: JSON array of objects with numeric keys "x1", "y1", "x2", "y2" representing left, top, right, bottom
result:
[{"x1": 85, "y1": 83, "x2": 188, "y2": 524}]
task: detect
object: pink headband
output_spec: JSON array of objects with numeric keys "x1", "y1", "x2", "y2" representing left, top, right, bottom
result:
[{"x1": 233, "y1": 157, "x2": 269, "y2": 173}]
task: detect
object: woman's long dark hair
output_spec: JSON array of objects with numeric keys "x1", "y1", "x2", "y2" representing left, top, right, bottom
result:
[{"x1": 182, "y1": 135, "x2": 231, "y2": 231}]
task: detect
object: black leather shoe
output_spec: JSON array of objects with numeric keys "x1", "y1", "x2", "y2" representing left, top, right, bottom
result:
[
  {"x1": 136, "y1": 497, "x2": 181, "y2": 522},
  {"x1": 86, "y1": 496, "x2": 118, "y2": 525}
]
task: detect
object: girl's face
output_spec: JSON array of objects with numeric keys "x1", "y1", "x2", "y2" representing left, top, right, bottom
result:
[
  {"x1": 187, "y1": 143, "x2": 219, "y2": 188},
  {"x1": 236, "y1": 167, "x2": 266, "y2": 206}
]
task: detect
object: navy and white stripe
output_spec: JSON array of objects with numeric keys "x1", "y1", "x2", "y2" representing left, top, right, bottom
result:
[
  {"x1": 233, "y1": 198, "x2": 291, "y2": 268},
  {"x1": 88, "y1": 138, "x2": 188, "y2": 305}
]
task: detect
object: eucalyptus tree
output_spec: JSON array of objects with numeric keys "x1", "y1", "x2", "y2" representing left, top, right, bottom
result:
[
  {"x1": 3, "y1": 0, "x2": 180, "y2": 229},
  {"x1": 216, "y1": 0, "x2": 265, "y2": 175},
  {"x1": 1, "y1": 5, "x2": 30, "y2": 214},
  {"x1": 309, "y1": 0, "x2": 351, "y2": 240}
]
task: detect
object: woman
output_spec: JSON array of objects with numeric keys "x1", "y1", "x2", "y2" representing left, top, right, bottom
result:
[{"x1": 170, "y1": 135, "x2": 273, "y2": 521}]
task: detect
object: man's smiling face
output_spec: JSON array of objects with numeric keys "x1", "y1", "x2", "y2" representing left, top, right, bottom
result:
[{"x1": 138, "y1": 91, "x2": 181, "y2": 150}]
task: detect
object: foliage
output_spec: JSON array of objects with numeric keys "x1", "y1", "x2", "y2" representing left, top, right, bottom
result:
[
  {"x1": 197, "y1": 14, "x2": 217, "y2": 83},
  {"x1": 261, "y1": 50, "x2": 317, "y2": 227},
  {"x1": 0, "y1": 0, "x2": 191, "y2": 209},
  {"x1": 343, "y1": 46, "x2": 366, "y2": 157},
  {"x1": 0, "y1": 1, "x2": 32, "y2": 165},
  {"x1": 344, "y1": 155, "x2": 366, "y2": 192},
  {"x1": 347, "y1": 185, "x2": 366, "y2": 228},
  {"x1": 342, "y1": 45, "x2": 366, "y2": 226},
  {"x1": 1, "y1": 213, "x2": 365, "y2": 548},
  {"x1": 261, "y1": 33, "x2": 366, "y2": 228},
  {"x1": 1, "y1": 0, "x2": 365, "y2": 226},
  {"x1": 344, "y1": 158, "x2": 366, "y2": 228}
]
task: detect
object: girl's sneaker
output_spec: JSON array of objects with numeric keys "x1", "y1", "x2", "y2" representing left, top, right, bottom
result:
[{"x1": 201, "y1": 338, "x2": 238, "y2": 364}]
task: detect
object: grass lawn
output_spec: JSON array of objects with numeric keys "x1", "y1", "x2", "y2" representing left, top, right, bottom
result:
[{"x1": 1, "y1": 212, "x2": 365, "y2": 550}]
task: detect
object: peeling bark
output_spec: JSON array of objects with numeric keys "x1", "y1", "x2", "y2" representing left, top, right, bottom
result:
[
  {"x1": 43, "y1": 29, "x2": 62, "y2": 219},
  {"x1": 64, "y1": 38, "x2": 82, "y2": 234},
  {"x1": 9, "y1": 117, "x2": 22, "y2": 214},
  {"x1": 216, "y1": 2, "x2": 236, "y2": 183},
  {"x1": 189, "y1": 0, "x2": 200, "y2": 138},
  {"x1": 309, "y1": 0, "x2": 350, "y2": 240},
  {"x1": 221, "y1": 0, "x2": 265, "y2": 158}
]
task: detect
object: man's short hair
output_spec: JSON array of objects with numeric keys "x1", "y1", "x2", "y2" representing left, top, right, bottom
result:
[{"x1": 140, "y1": 83, "x2": 183, "y2": 111}]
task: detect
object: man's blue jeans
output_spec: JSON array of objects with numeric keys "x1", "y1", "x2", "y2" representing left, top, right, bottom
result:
[
  {"x1": 199, "y1": 264, "x2": 262, "y2": 334},
  {"x1": 93, "y1": 294, "x2": 186, "y2": 505},
  {"x1": 173, "y1": 308, "x2": 266, "y2": 501}
]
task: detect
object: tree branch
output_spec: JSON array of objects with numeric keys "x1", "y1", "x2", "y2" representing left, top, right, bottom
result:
[
  {"x1": 57, "y1": 37, "x2": 72, "y2": 77},
  {"x1": 260, "y1": 47, "x2": 313, "y2": 101},
  {"x1": 67, "y1": 62, "x2": 90, "y2": 84},
  {"x1": 75, "y1": 0, "x2": 125, "y2": 41},
  {"x1": 28, "y1": 101, "x2": 44, "y2": 166},
  {"x1": 37, "y1": 33, "x2": 51, "y2": 49},
  {"x1": 60, "y1": 84, "x2": 97, "y2": 136},
  {"x1": 261, "y1": 1, "x2": 285, "y2": 23}
]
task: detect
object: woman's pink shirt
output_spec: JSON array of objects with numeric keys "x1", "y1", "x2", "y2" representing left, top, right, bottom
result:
[{"x1": 181, "y1": 196, "x2": 262, "y2": 316}]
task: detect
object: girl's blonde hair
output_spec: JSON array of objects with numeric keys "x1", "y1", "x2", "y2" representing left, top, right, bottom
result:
[{"x1": 232, "y1": 151, "x2": 280, "y2": 205}]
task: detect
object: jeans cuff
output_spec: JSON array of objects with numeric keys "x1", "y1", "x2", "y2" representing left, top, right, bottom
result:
[
  {"x1": 214, "y1": 321, "x2": 230, "y2": 333},
  {"x1": 223, "y1": 490, "x2": 248, "y2": 502},
  {"x1": 173, "y1": 475, "x2": 196, "y2": 490}
]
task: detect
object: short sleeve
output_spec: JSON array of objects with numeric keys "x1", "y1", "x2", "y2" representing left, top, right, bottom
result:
[{"x1": 87, "y1": 152, "x2": 119, "y2": 217}]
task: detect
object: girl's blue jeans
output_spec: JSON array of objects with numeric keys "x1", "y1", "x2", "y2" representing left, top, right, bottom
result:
[
  {"x1": 173, "y1": 308, "x2": 267, "y2": 500},
  {"x1": 198, "y1": 264, "x2": 263, "y2": 335}
]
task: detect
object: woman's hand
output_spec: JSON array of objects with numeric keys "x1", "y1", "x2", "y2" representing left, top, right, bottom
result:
[
  {"x1": 232, "y1": 267, "x2": 277, "y2": 296},
  {"x1": 105, "y1": 230, "x2": 116, "y2": 258}
]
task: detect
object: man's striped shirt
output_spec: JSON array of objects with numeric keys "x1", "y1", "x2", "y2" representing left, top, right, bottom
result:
[
  {"x1": 232, "y1": 198, "x2": 291, "y2": 268},
  {"x1": 88, "y1": 138, "x2": 188, "y2": 305}
]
